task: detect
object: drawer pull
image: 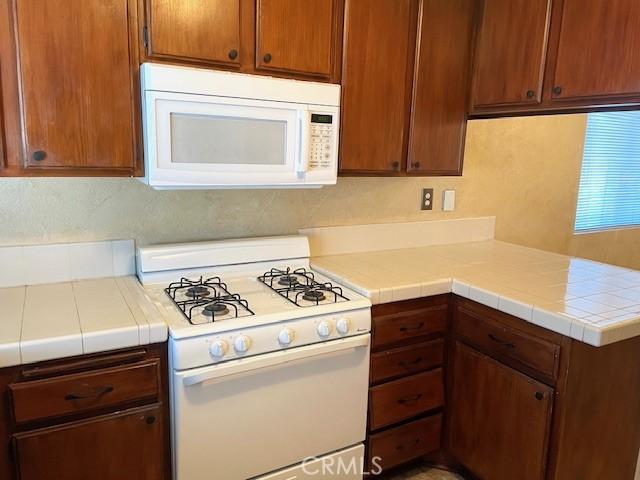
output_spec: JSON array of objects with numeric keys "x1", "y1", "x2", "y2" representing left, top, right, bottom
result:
[
  {"x1": 487, "y1": 333, "x2": 515, "y2": 349},
  {"x1": 64, "y1": 385, "x2": 114, "y2": 401},
  {"x1": 398, "y1": 393, "x2": 423, "y2": 405},
  {"x1": 395, "y1": 438, "x2": 421, "y2": 451},
  {"x1": 400, "y1": 322, "x2": 424, "y2": 333},
  {"x1": 398, "y1": 357, "x2": 424, "y2": 368}
]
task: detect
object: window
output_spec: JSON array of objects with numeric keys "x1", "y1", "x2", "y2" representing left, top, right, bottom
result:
[{"x1": 575, "y1": 111, "x2": 640, "y2": 233}]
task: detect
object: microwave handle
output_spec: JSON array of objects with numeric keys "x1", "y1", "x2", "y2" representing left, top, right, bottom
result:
[{"x1": 297, "y1": 111, "x2": 311, "y2": 174}]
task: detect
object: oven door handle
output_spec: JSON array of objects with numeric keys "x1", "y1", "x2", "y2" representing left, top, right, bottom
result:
[{"x1": 182, "y1": 334, "x2": 370, "y2": 387}]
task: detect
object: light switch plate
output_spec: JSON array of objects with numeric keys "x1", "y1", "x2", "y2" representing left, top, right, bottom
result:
[
  {"x1": 421, "y1": 188, "x2": 434, "y2": 210},
  {"x1": 443, "y1": 190, "x2": 455, "y2": 211}
]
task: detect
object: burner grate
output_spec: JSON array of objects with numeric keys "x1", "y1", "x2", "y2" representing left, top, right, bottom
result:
[
  {"x1": 258, "y1": 268, "x2": 349, "y2": 307},
  {"x1": 165, "y1": 277, "x2": 254, "y2": 324}
]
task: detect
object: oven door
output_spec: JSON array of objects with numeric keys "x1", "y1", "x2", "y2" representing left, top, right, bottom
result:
[
  {"x1": 171, "y1": 334, "x2": 370, "y2": 480},
  {"x1": 143, "y1": 91, "x2": 308, "y2": 188}
]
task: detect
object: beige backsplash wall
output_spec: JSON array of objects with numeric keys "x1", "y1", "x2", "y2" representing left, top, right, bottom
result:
[{"x1": 0, "y1": 113, "x2": 638, "y2": 269}]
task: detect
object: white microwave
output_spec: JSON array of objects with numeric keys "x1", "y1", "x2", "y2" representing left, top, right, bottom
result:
[{"x1": 140, "y1": 63, "x2": 340, "y2": 189}]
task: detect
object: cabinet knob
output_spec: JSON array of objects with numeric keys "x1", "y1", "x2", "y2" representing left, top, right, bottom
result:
[
  {"x1": 228, "y1": 49, "x2": 238, "y2": 60},
  {"x1": 392, "y1": 161, "x2": 400, "y2": 170},
  {"x1": 526, "y1": 90, "x2": 535, "y2": 98},
  {"x1": 412, "y1": 162, "x2": 421, "y2": 169},
  {"x1": 32, "y1": 150, "x2": 47, "y2": 162},
  {"x1": 535, "y1": 391, "x2": 544, "y2": 401},
  {"x1": 263, "y1": 53, "x2": 272, "y2": 63},
  {"x1": 146, "y1": 416, "x2": 156, "y2": 425},
  {"x1": 552, "y1": 86, "x2": 562, "y2": 96}
]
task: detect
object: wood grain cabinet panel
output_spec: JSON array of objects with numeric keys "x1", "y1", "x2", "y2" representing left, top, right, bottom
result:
[
  {"x1": 367, "y1": 415, "x2": 442, "y2": 472},
  {"x1": 471, "y1": 0, "x2": 552, "y2": 108},
  {"x1": 13, "y1": 404, "x2": 165, "y2": 480},
  {"x1": 339, "y1": 0, "x2": 418, "y2": 174},
  {"x1": 256, "y1": 0, "x2": 341, "y2": 80},
  {"x1": 370, "y1": 339, "x2": 444, "y2": 384},
  {"x1": 15, "y1": 0, "x2": 139, "y2": 172},
  {"x1": 549, "y1": 0, "x2": 640, "y2": 101},
  {"x1": 144, "y1": 0, "x2": 242, "y2": 67},
  {"x1": 10, "y1": 360, "x2": 160, "y2": 424},
  {"x1": 407, "y1": 0, "x2": 475, "y2": 175},
  {"x1": 369, "y1": 369, "x2": 444, "y2": 431},
  {"x1": 448, "y1": 342, "x2": 553, "y2": 480}
]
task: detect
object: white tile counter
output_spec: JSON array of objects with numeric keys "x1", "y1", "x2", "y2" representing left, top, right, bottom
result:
[
  {"x1": 311, "y1": 240, "x2": 640, "y2": 346},
  {"x1": 0, "y1": 240, "x2": 167, "y2": 367}
]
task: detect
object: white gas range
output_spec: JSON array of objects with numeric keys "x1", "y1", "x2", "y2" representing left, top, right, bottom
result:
[{"x1": 137, "y1": 236, "x2": 371, "y2": 480}]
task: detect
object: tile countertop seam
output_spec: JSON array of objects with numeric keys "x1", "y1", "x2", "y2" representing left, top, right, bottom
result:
[{"x1": 310, "y1": 240, "x2": 640, "y2": 347}]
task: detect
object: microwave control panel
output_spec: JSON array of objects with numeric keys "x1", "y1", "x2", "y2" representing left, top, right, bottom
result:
[{"x1": 309, "y1": 113, "x2": 335, "y2": 170}]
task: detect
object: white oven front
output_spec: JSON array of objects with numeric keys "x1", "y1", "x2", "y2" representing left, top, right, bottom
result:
[{"x1": 171, "y1": 334, "x2": 370, "y2": 480}]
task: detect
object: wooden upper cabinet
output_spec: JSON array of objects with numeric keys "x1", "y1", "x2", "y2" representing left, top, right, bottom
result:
[
  {"x1": 448, "y1": 342, "x2": 553, "y2": 480},
  {"x1": 339, "y1": 0, "x2": 418, "y2": 174},
  {"x1": 256, "y1": 0, "x2": 342, "y2": 80},
  {"x1": 15, "y1": 0, "x2": 139, "y2": 173},
  {"x1": 471, "y1": 0, "x2": 552, "y2": 108},
  {"x1": 13, "y1": 404, "x2": 164, "y2": 480},
  {"x1": 407, "y1": 0, "x2": 475, "y2": 175},
  {"x1": 143, "y1": 0, "x2": 242, "y2": 67},
  {"x1": 549, "y1": 0, "x2": 640, "y2": 101}
]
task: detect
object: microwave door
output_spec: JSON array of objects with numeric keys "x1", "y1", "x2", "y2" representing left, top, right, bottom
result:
[{"x1": 145, "y1": 91, "x2": 303, "y2": 188}]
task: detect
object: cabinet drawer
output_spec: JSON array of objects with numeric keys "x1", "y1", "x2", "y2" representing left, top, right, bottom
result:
[
  {"x1": 456, "y1": 306, "x2": 560, "y2": 382},
  {"x1": 369, "y1": 369, "x2": 444, "y2": 430},
  {"x1": 368, "y1": 415, "x2": 442, "y2": 472},
  {"x1": 10, "y1": 360, "x2": 160, "y2": 424},
  {"x1": 373, "y1": 302, "x2": 447, "y2": 349},
  {"x1": 370, "y1": 339, "x2": 443, "y2": 384}
]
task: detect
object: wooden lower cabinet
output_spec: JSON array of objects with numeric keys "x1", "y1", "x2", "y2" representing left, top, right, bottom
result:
[
  {"x1": 366, "y1": 296, "x2": 449, "y2": 475},
  {"x1": 0, "y1": 344, "x2": 170, "y2": 480},
  {"x1": 448, "y1": 342, "x2": 553, "y2": 480},
  {"x1": 13, "y1": 404, "x2": 164, "y2": 480}
]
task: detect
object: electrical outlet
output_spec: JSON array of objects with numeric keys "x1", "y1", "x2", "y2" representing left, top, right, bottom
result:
[{"x1": 421, "y1": 188, "x2": 434, "y2": 210}]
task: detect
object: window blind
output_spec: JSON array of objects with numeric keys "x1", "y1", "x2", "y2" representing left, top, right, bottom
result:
[{"x1": 574, "y1": 111, "x2": 640, "y2": 232}]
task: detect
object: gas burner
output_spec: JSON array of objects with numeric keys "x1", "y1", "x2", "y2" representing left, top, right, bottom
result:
[
  {"x1": 258, "y1": 267, "x2": 350, "y2": 307},
  {"x1": 186, "y1": 285, "x2": 210, "y2": 298},
  {"x1": 278, "y1": 275, "x2": 299, "y2": 287},
  {"x1": 165, "y1": 277, "x2": 254, "y2": 325},
  {"x1": 302, "y1": 290, "x2": 326, "y2": 302},
  {"x1": 203, "y1": 302, "x2": 230, "y2": 317}
]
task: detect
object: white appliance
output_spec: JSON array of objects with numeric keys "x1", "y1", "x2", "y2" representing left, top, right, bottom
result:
[
  {"x1": 137, "y1": 236, "x2": 371, "y2": 480},
  {"x1": 140, "y1": 63, "x2": 341, "y2": 189}
]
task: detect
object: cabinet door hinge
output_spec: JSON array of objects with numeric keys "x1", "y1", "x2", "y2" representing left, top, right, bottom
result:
[{"x1": 143, "y1": 26, "x2": 149, "y2": 49}]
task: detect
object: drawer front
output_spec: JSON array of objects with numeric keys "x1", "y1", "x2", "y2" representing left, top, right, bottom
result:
[
  {"x1": 373, "y1": 304, "x2": 447, "y2": 349},
  {"x1": 369, "y1": 369, "x2": 444, "y2": 431},
  {"x1": 370, "y1": 339, "x2": 444, "y2": 384},
  {"x1": 456, "y1": 306, "x2": 560, "y2": 381},
  {"x1": 368, "y1": 415, "x2": 442, "y2": 472},
  {"x1": 10, "y1": 360, "x2": 160, "y2": 424}
]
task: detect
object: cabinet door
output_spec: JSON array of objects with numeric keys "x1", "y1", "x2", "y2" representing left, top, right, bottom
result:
[
  {"x1": 256, "y1": 0, "x2": 342, "y2": 80},
  {"x1": 339, "y1": 0, "x2": 418, "y2": 174},
  {"x1": 407, "y1": 0, "x2": 475, "y2": 175},
  {"x1": 448, "y1": 342, "x2": 553, "y2": 480},
  {"x1": 144, "y1": 0, "x2": 242, "y2": 67},
  {"x1": 15, "y1": 0, "x2": 138, "y2": 172},
  {"x1": 549, "y1": 0, "x2": 640, "y2": 101},
  {"x1": 471, "y1": 0, "x2": 552, "y2": 108},
  {"x1": 14, "y1": 404, "x2": 164, "y2": 480}
]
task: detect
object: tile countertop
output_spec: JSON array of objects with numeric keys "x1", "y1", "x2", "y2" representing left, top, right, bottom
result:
[
  {"x1": 0, "y1": 276, "x2": 167, "y2": 368},
  {"x1": 311, "y1": 240, "x2": 640, "y2": 347}
]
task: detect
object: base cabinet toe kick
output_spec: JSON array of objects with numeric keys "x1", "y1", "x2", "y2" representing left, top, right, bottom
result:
[{"x1": 366, "y1": 294, "x2": 640, "y2": 480}]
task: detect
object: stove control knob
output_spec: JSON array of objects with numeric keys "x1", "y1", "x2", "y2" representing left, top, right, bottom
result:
[
  {"x1": 317, "y1": 321, "x2": 333, "y2": 337},
  {"x1": 278, "y1": 328, "x2": 295, "y2": 346},
  {"x1": 233, "y1": 335, "x2": 252, "y2": 353},
  {"x1": 336, "y1": 317, "x2": 351, "y2": 335},
  {"x1": 209, "y1": 340, "x2": 228, "y2": 358}
]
